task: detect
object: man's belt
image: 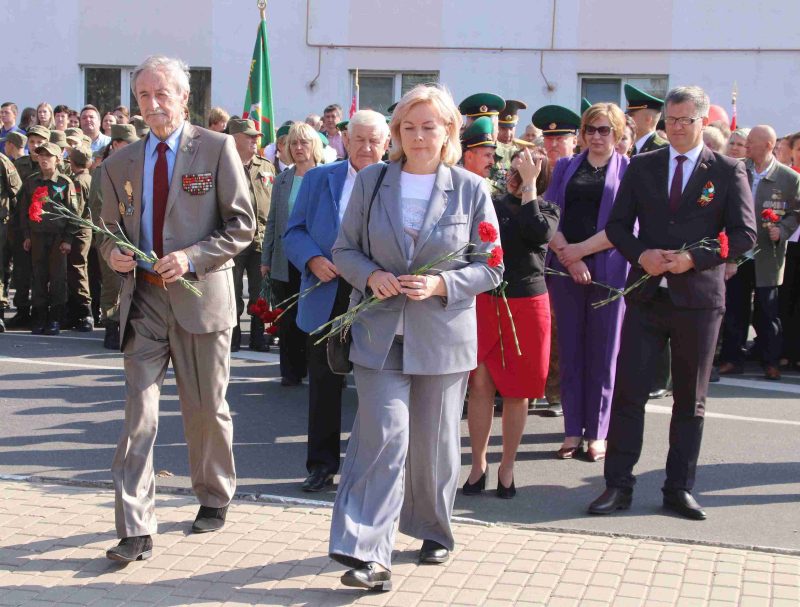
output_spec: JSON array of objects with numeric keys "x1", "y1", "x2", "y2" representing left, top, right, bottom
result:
[{"x1": 137, "y1": 269, "x2": 167, "y2": 289}]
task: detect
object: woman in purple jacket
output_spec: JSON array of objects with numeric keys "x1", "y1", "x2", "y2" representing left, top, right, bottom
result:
[{"x1": 544, "y1": 103, "x2": 630, "y2": 462}]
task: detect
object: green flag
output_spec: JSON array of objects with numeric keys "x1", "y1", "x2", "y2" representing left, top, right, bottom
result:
[{"x1": 243, "y1": 14, "x2": 275, "y2": 146}]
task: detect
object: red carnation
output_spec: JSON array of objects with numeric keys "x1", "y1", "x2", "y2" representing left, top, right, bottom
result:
[
  {"x1": 478, "y1": 221, "x2": 499, "y2": 243},
  {"x1": 265, "y1": 325, "x2": 279, "y2": 335},
  {"x1": 761, "y1": 208, "x2": 780, "y2": 223},
  {"x1": 717, "y1": 231, "x2": 729, "y2": 259},
  {"x1": 29, "y1": 186, "x2": 49, "y2": 223},
  {"x1": 487, "y1": 246, "x2": 504, "y2": 268}
]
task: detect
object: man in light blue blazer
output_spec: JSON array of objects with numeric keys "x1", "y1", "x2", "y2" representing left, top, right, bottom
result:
[{"x1": 283, "y1": 110, "x2": 390, "y2": 492}]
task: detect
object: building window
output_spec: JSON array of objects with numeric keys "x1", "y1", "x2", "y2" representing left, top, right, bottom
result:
[
  {"x1": 353, "y1": 71, "x2": 439, "y2": 115},
  {"x1": 83, "y1": 66, "x2": 211, "y2": 125},
  {"x1": 580, "y1": 75, "x2": 669, "y2": 109}
]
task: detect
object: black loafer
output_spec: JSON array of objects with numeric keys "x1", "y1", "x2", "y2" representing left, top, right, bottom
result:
[
  {"x1": 539, "y1": 402, "x2": 564, "y2": 417},
  {"x1": 340, "y1": 561, "x2": 392, "y2": 591},
  {"x1": 75, "y1": 316, "x2": 94, "y2": 332},
  {"x1": 663, "y1": 490, "x2": 706, "y2": 520},
  {"x1": 43, "y1": 321, "x2": 60, "y2": 336},
  {"x1": 588, "y1": 487, "x2": 632, "y2": 515},
  {"x1": 106, "y1": 535, "x2": 153, "y2": 562},
  {"x1": 419, "y1": 539, "x2": 449, "y2": 564},
  {"x1": 648, "y1": 388, "x2": 672, "y2": 400},
  {"x1": 302, "y1": 468, "x2": 334, "y2": 492},
  {"x1": 191, "y1": 504, "x2": 228, "y2": 533}
]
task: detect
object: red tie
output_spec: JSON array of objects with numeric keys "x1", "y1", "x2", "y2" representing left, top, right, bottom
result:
[
  {"x1": 669, "y1": 155, "x2": 687, "y2": 213},
  {"x1": 152, "y1": 141, "x2": 169, "y2": 258}
]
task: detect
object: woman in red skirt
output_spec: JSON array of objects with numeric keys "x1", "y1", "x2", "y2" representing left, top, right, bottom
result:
[{"x1": 464, "y1": 147, "x2": 559, "y2": 498}]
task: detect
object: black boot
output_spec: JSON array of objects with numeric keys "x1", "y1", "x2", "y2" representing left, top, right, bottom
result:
[
  {"x1": 30, "y1": 307, "x2": 46, "y2": 334},
  {"x1": 249, "y1": 316, "x2": 269, "y2": 351},
  {"x1": 43, "y1": 306, "x2": 62, "y2": 336},
  {"x1": 7, "y1": 306, "x2": 31, "y2": 329},
  {"x1": 104, "y1": 321, "x2": 120, "y2": 350},
  {"x1": 230, "y1": 323, "x2": 241, "y2": 352}
]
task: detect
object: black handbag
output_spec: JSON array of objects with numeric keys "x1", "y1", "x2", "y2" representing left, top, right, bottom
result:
[{"x1": 327, "y1": 164, "x2": 388, "y2": 374}]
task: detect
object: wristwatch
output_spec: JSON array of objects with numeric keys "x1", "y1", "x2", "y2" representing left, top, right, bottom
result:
[{"x1": 520, "y1": 185, "x2": 535, "y2": 194}]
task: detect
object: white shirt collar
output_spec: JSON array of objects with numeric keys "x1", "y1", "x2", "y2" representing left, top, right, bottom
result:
[
  {"x1": 753, "y1": 156, "x2": 776, "y2": 178},
  {"x1": 635, "y1": 132, "x2": 654, "y2": 153},
  {"x1": 669, "y1": 141, "x2": 704, "y2": 166},
  {"x1": 346, "y1": 160, "x2": 358, "y2": 179}
]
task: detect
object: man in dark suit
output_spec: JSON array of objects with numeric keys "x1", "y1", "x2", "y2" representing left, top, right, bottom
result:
[{"x1": 588, "y1": 86, "x2": 756, "y2": 520}]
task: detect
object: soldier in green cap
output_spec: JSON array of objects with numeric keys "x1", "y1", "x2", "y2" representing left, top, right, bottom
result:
[
  {"x1": 459, "y1": 92, "x2": 506, "y2": 131},
  {"x1": 624, "y1": 83, "x2": 669, "y2": 156},
  {"x1": 65, "y1": 145, "x2": 95, "y2": 331},
  {"x1": 5, "y1": 125, "x2": 50, "y2": 328},
  {"x1": 228, "y1": 118, "x2": 276, "y2": 351},
  {"x1": 530, "y1": 104, "x2": 582, "y2": 416},
  {"x1": 495, "y1": 100, "x2": 528, "y2": 195},
  {"x1": 0, "y1": 150, "x2": 23, "y2": 330},
  {"x1": 461, "y1": 116, "x2": 498, "y2": 183},
  {"x1": 19, "y1": 142, "x2": 80, "y2": 335},
  {"x1": 532, "y1": 104, "x2": 581, "y2": 168}
]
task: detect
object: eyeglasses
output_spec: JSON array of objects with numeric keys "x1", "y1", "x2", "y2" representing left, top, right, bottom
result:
[
  {"x1": 584, "y1": 125, "x2": 612, "y2": 136},
  {"x1": 665, "y1": 116, "x2": 703, "y2": 127}
]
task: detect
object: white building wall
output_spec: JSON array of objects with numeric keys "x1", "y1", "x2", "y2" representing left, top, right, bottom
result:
[{"x1": 3, "y1": 0, "x2": 800, "y2": 134}]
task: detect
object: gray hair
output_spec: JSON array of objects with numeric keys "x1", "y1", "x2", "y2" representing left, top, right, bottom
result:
[
  {"x1": 131, "y1": 55, "x2": 191, "y2": 97},
  {"x1": 665, "y1": 86, "x2": 710, "y2": 118},
  {"x1": 348, "y1": 109, "x2": 390, "y2": 139},
  {"x1": 731, "y1": 127, "x2": 751, "y2": 140}
]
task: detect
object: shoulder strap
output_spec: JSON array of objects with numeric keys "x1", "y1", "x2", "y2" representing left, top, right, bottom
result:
[{"x1": 364, "y1": 163, "x2": 388, "y2": 259}]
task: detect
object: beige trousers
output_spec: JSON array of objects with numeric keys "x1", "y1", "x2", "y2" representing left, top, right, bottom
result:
[{"x1": 112, "y1": 278, "x2": 236, "y2": 538}]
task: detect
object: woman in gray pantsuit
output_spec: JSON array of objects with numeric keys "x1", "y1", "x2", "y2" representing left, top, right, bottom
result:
[{"x1": 328, "y1": 84, "x2": 503, "y2": 591}]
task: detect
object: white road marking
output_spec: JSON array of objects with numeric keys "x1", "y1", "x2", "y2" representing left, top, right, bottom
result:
[{"x1": 646, "y1": 404, "x2": 800, "y2": 426}]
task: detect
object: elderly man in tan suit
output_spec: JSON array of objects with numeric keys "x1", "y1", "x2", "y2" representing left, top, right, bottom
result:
[{"x1": 100, "y1": 55, "x2": 255, "y2": 562}]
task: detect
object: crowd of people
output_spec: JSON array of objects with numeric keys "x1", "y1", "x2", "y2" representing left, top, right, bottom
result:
[{"x1": 1, "y1": 54, "x2": 798, "y2": 592}]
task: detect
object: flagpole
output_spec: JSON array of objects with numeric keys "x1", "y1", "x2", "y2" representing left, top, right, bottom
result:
[
  {"x1": 355, "y1": 68, "x2": 360, "y2": 113},
  {"x1": 258, "y1": 0, "x2": 266, "y2": 20},
  {"x1": 731, "y1": 81, "x2": 738, "y2": 130}
]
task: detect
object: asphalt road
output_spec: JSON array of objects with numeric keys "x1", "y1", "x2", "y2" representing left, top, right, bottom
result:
[{"x1": 2, "y1": 323, "x2": 799, "y2": 553}]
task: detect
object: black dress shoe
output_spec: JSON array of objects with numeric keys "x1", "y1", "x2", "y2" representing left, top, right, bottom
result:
[
  {"x1": 663, "y1": 490, "x2": 706, "y2": 520},
  {"x1": 249, "y1": 339, "x2": 270, "y2": 352},
  {"x1": 462, "y1": 472, "x2": 486, "y2": 496},
  {"x1": 42, "y1": 321, "x2": 60, "y2": 336},
  {"x1": 496, "y1": 478, "x2": 516, "y2": 499},
  {"x1": 75, "y1": 316, "x2": 94, "y2": 332},
  {"x1": 281, "y1": 376, "x2": 301, "y2": 386},
  {"x1": 302, "y1": 468, "x2": 334, "y2": 492},
  {"x1": 340, "y1": 561, "x2": 392, "y2": 591},
  {"x1": 106, "y1": 535, "x2": 153, "y2": 562},
  {"x1": 419, "y1": 539, "x2": 449, "y2": 564},
  {"x1": 192, "y1": 505, "x2": 228, "y2": 533},
  {"x1": 648, "y1": 388, "x2": 672, "y2": 400},
  {"x1": 539, "y1": 402, "x2": 564, "y2": 417},
  {"x1": 588, "y1": 487, "x2": 632, "y2": 515}
]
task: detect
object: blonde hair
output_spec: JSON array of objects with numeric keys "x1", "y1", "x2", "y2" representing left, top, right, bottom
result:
[
  {"x1": 582, "y1": 103, "x2": 627, "y2": 143},
  {"x1": 389, "y1": 84, "x2": 463, "y2": 166},
  {"x1": 207, "y1": 106, "x2": 229, "y2": 127},
  {"x1": 286, "y1": 122, "x2": 324, "y2": 165}
]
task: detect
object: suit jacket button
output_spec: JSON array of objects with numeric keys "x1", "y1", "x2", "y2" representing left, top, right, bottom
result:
[{"x1": 669, "y1": 220, "x2": 676, "y2": 225}]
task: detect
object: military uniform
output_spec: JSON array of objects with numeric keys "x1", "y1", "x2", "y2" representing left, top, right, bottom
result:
[
  {"x1": 19, "y1": 146, "x2": 80, "y2": 334},
  {"x1": 459, "y1": 93, "x2": 507, "y2": 199},
  {"x1": 493, "y1": 100, "x2": 528, "y2": 198},
  {"x1": 66, "y1": 146, "x2": 94, "y2": 331},
  {"x1": 229, "y1": 119, "x2": 276, "y2": 351},
  {"x1": 0, "y1": 152, "x2": 23, "y2": 329}
]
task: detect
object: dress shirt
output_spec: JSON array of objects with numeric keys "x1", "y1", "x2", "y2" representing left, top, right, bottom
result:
[
  {"x1": 339, "y1": 161, "x2": 358, "y2": 223},
  {"x1": 90, "y1": 132, "x2": 112, "y2": 155},
  {"x1": 138, "y1": 121, "x2": 185, "y2": 270},
  {"x1": 751, "y1": 156, "x2": 775, "y2": 199},
  {"x1": 667, "y1": 142, "x2": 704, "y2": 194},
  {"x1": 634, "y1": 132, "x2": 654, "y2": 155},
  {"x1": 324, "y1": 130, "x2": 346, "y2": 159}
]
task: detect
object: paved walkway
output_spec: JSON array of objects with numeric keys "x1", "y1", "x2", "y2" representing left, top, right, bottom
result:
[{"x1": 1, "y1": 479, "x2": 798, "y2": 606}]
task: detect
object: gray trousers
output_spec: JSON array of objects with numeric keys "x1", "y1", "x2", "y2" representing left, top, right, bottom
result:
[
  {"x1": 112, "y1": 278, "x2": 236, "y2": 538},
  {"x1": 329, "y1": 339, "x2": 468, "y2": 570}
]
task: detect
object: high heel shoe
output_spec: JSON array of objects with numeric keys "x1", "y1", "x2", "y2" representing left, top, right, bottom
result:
[
  {"x1": 496, "y1": 477, "x2": 516, "y2": 499},
  {"x1": 462, "y1": 471, "x2": 486, "y2": 495},
  {"x1": 586, "y1": 441, "x2": 606, "y2": 462},
  {"x1": 556, "y1": 440, "x2": 584, "y2": 460}
]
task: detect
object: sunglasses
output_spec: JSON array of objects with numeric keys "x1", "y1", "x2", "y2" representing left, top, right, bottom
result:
[{"x1": 584, "y1": 125, "x2": 612, "y2": 136}]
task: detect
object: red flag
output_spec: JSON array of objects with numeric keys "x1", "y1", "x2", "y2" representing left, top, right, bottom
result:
[
  {"x1": 350, "y1": 68, "x2": 359, "y2": 118},
  {"x1": 730, "y1": 82, "x2": 738, "y2": 130}
]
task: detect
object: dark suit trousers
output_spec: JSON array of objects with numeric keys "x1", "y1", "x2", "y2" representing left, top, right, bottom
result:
[
  {"x1": 306, "y1": 280, "x2": 352, "y2": 474},
  {"x1": 719, "y1": 260, "x2": 781, "y2": 367},
  {"x1": 604, "y1": 289, "x2": 723, "y2": 492},
  {"x1": 779, "y1": 242, "x2": 800, "y2": 362},
  {"x1": 271, "y1": 265, "x2": 307, "y2": 382}
]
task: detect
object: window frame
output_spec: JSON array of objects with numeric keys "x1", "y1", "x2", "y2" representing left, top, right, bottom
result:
[
  {"x1": 578, "y1": 74, "x2": 669, "y2": 109},
  {"x1": 350, "y1": 70, "x2": 440, "y2": 113}
]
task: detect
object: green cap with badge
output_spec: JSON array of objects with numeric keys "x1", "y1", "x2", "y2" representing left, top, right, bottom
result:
[
  {"x1": 6, "y1": 131, "x2": 27, "y2": 149},
  {"x1": 581, "y1": 97, "x2": 592, "y2": 114},
  {"x1": 49, "y1": 130, "x2": 68, "y2": 150},
  {"x1": 459, "y1": 93, "x2": 506, "y2": 118},
  {"x1": 531, "y1": 105, "x2": 582, "y2": 136},
  {"x1": 27, "y1": 125, "x2": 51, "y2": 141},
  {"x1": 35, "y1": 142, "x2": 62, "y2": 157},
  {"x1": 386, "y1": 101, "x2": 398, "y2": 115},
  {"x1": 131, "y1": 116, "x2": 150, "y2": 138},
  {"x1": 228, "y1": 118, "x2": 260, "y2": 137},
  {"x1": 461, "y1": 116, "x2": 497, "y2": 149},
  {"x1": 110, "y1": 124, "x2": 139, "y2": 144},
  {"x1": 624, "y1": 84, "x2": 664, "y2": 112},
  {"x1": 69, "y1": 145, "x2": 93, "y2": 167},
  {"x1": 498, "y1": 100, "x2": 527, "y2": 128},
  {"x1": 65, "y1": 127, "x2": 84, "y2": 139},
  {"x1": 336, "y1": 120, "x2": 349, "y2": 132}
]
